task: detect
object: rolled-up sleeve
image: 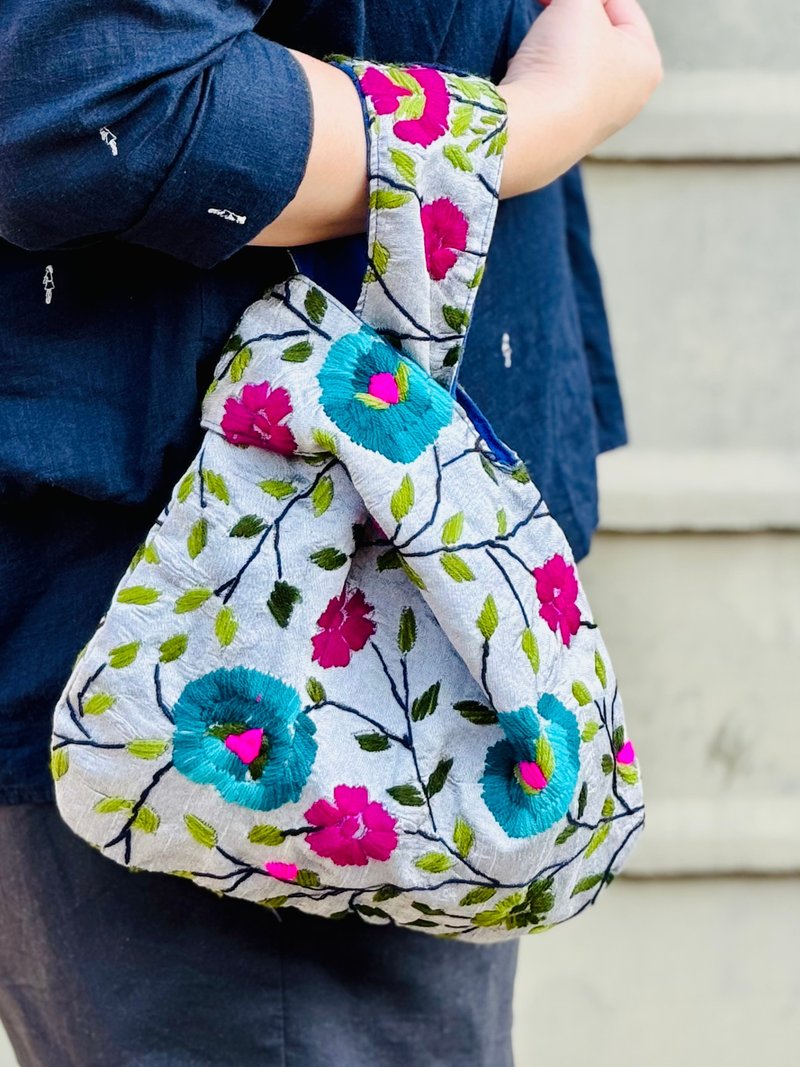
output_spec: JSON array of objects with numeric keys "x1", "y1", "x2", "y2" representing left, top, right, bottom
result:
[{"x1": 0, "y1": 1, "x2": 313, "y2": 268}]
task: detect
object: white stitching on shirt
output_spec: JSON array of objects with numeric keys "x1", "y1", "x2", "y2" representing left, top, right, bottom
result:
[
  {"x1": 501, "y1": 331, "x2": 512, "y2": 369},
  {"x1": 207, "y1": 207, "x2": 247, "y2": 224},
  {"x1": 99, "y1": 127, "x2": 118, "y2": 156},
  {"x1": 43, "y1": 265, "x2": 54, "y2": 304}
]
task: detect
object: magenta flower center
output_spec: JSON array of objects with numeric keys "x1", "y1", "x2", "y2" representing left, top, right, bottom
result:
[
  {"x1": 515, "y1": 760, "x2": 548, "y2": 794},
  {"x1": 367, "y1": 372, "x2": 400, "y2": 405},
  {"x1": 340, "y1": 814, "x2": 368, "y2": 840},
  {"x1": 224, "y1": 727, "x2": 264, "y2": 765}
]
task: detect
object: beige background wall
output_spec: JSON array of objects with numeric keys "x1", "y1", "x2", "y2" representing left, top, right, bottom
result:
[
  {"x1": 514, "y1": 2, "x2": 800, "y2": 1063},
  {"x1": 2, "y1": 3, "x2": 798, "y2": 1065}
]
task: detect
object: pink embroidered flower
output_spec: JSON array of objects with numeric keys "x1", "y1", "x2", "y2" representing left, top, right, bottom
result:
[
  {"x1": 264, "y1": 861, "x2": 298, "y2": 882},
  {"x1": 311, "y1": 589, "x2": 376, "y2": 669},
  {"x1": 533, "y1": 553, "x2": 581, "y2": 647},
  {"x1": 359, "y1": 66, "x2": 450, "y2": 147},
  {"x1": 421, "y1": 198, "x2": 469, "y2": 281},
  {"x1": 221, "y1": 381, "x2": 296, "y2": 454},
  {"x1": 616, "y1": 740, "x2": 636, "y2": 765},
  {"x1": 304, "y1": 785, "x2": 398, "y2": 867}
]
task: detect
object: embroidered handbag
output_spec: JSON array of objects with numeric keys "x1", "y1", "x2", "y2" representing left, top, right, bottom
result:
[{"x1": 50, "y1": 58, "x2": 644, "y2": 942}]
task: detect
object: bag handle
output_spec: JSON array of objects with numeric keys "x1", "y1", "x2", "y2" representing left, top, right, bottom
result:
[{"x1": 326, "y1": 58, "x2": 508, "y2": 390}]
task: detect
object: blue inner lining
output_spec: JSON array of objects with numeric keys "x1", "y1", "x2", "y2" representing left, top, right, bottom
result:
[{"x1": 455, "y1": 385, "x2": 519, "y2": 467}]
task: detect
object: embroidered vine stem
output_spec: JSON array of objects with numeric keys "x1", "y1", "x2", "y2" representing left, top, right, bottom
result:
[{"x1": 103, "y1": 758, "x2": 175, "y2": 865}]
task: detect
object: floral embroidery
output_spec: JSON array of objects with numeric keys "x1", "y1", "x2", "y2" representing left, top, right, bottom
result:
[
  {"x1": 482, "y1": 695, "x2": 581, "y2": 838},
  {"x1": 171, "y1": 667, "x2": 316, "y2": 811},
  {"x1": 421, "y1": 198, "x2": 469, "y2": 281},
  {"x1": 264, "y1": 861, "x2": 299, "y2": 882},
  {"x1": 317, "y1": 327, "x2": 452, "y2": 463},
  {"x1": 359, "y1": 66, "x2": 450, "y2": 147},
  {"x1": 221, "y1": 381, "x2": 296, "y2": 454},
  {"x1": 311, "y1": 588, "x2": 376, "y2": 669},
  {"x1": 616, "y1": 740, "x2": 636, "y2": 765},
  {"x1": 533, "y1": 554, "x2": 581, "y2": 647},
  {"x1": 304, "y1": 785, "x2": 399, "y2": 866}
]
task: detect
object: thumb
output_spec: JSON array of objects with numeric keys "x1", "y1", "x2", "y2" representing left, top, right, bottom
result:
[{"x1": 603, "y1": 0, "x2": 658, "y2": 42}]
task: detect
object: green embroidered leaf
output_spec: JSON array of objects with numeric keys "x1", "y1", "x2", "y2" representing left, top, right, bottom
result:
[
  {"x1": 595, "y1": 651, "x2": 607, "y2": 688},
  {"x1": 612, "y1": 726, "x2": 626, "y2": 753},
  {"x1": 83, "y1": 693, "x2": 115, "y2": 716},
  {"x1": 215, "y1": 606, "x2": 238, "y2": 647},
  {"x1": 108, "y1": 641, "x2": 140, "y2": 669},
  {"x1": 373, "y1": 884, "x2": 403, "y2": 903},
  {"x1": 426, "y1": 756, "x2": 453, "y2": 798},
  {"x1": 229, "y1": 346, "x2": 251, "y2": 382},
  {"x1": 204, "y1": 379, "x2": 218, "y2": 399},
  {"x1": 187, "y1": 519, "x2": 208, "y2": 559},
  {"x1": 259, "y1": 479, "x2": 295, "y2": 500},
  {"x1": 450, "y1": 75, "x2": 482, "y2": 101},
  {"x1": 386, "y1": 66, "x2": 421, "y2": 92},
  {"x1": 395, "y1": 92, "x2": 425, "y2": 121},
  {"x1": 309, "y1": 547, "x2": 347, "y2": 570},
  {"x1": 411, "y1": 901, "x2": 446, "y2": 916},
  {"x1": 601, "y1": 754, "x2": 614, "y2": 775},
  {"x1": 487, "y1": 128, "x2": 508, "y2": 156},
  {"x1": 411, "y1": 681, "x2": 440, "y2": 722},
  {"x1": 312, "y1": 428, "x2": 338, "y2": 455},
  {"x1": 159, "y1": 633, "x2": 188, "y2": 663},
  {"x1": 177, "y1": 471, "x2": 195, "y2": 503},
  {"x1": 304, "y1": 287, "x2": 327, "y2": 324},
  {"x1": 443, "y1": 344, "x2": 461, "y2": 367},
  {"x1": 368, "y1": 190, "x2": 412, "y2": 210},
  {"x1": 356, "y1": 732, "x2": 390, "y2": 752},
  {"x1": 128, "y1": 543, "x2": 146, "y2": 570},
  {"x1": 126, "y1": 739, "x2": 169, "y2": 760},
  {"x1": 581, "y1": 722, "x2": 600, "y2": 743},
  {"x1": 258, "y1": 896, "x2": 288, "y2": 908},
  {"x1": 496, "y1": 508, "x2": 507, "y2": 536},
  {"x1": 389, "y1": 148, "x2": 416, "y2": 183},
  {"x1": 535, "y1": 735, "x2": 556, "y2": 781},
  {"x1": 480, "y1": 454, "x2": 498, "y2": 483},
  {"x1": 571, "y1": 873, "x2": 604, "y2": 897},
  {"x1": 372, "y1": 240, "x2": 390, "y2": 276},
  {"x1": 50, "y1": 748, "x2": 69, "y2": 781},
  {"x1": 132, "y1": 806, "x2": 160, "y2": 834},
  {"x1": 453, "y1": 817, "x2": 474, "y2": 859},
  {"x1": 572, "y1": 681, "x2": 592, "y2": 706},
  {"x1": 454, "y1": 699, "x2": 497, "y2": 726},
  {"x1": 460, "y1": 886, "x2": 496, "y2": 907},
  {"x1": 267, "y1": 581, "x2": 302, "y2": 628},
  {"x1": 377, "y1": 549, "x2": 403, "y2": 572},
  {"x1": 578, "y1": 781, "x2": 589, "y2": 818},
  {"x1": 443, "y1": 143, "x2": 473, "y2": 172},
  {"x1": 602, "y1": 795, "x2": 615, "y2": 818},
  {"x1": 468, "y1": 265, "x2": 485, "y2": 290},
  {"x1": 354, "y1": 392, "x2": 390, "y2": 410},
  {"x1": 511, "y1": 463, "x2": 531, "y2": 484},
  {"x1": 397, "y1": 606, "x2": 417, "y2": 654},
  {"x1": 174, "y1": 588, "x2": 213, "y2": 614},
  {"x1": 117, "y1": 586, "x2": 160, "y2": 606},
  {"x1": 94, "y1": 796, "x2": 133, "y2": 814},
  {"x1": 473, "y1": 893, "x2": 524, "y2": 927},
  {"x1": 229, "y1": 514, "x2": 267, "y2": 538},
  {"x1": 311, "y1": 475, "x2": 334, "y2": 517},
  {"x1": 395, "y1": 361, "x2": 410, "y2": 402},
  {"x1": 617, "y1": 763, "x2": 639, "y2": 786},
  {"x1": 184, "y1": 813, "x2": 217, "y2": 849},
  {"x1": 306, "y1": 677, "x2": 326, "y2": 704},
  {"x1": 555, "y1": 823, "x2": 578, "y2": 845},
  {"x1": 476, "y1": 595, "x2": 499, "y2": 641},
  {"x1": 442, "y1": 305, "x2": 470, "y2": 332},
  {"x1": 440, "y1": 553, "x2": 475, "y2": 582},
  {"x1": 414, "y1": 852, "x2": 453, "y2": 874},
  {"x1": 451, "y1": 103, "x2": 473, "y2": 137},
  {"x1": 399, "y1": 557, "x2": 427, "y2": 591},
  {"x1": 248, "y1": 824, "x2": 285, "y2": 846},
  {"x1": 466, "y1": 136, "x2": 482, "y2": 152},
  {"x1": 281, "y1": 340, "x2": 313, "y2": 363},
  {"x1": 296, "y1": 869, "x2": 321, "y2": 889},
  {"x1": 521, "y1": 628, "x2": 539, "y2": 673},
  {"x1": 223, "y1": 332, "x2": 243, "y2": 354},
  {"x1": 441, "y1": 512, "x2": 464, "y2": 545},
  {"x1": 584, "y1": 822, "x2": 611, "y2": 858},
  {"x1": 202, "y1": 469, "x2": 230, "y2": 504},
  {"x1": 390, "y1": 475, "x2": 415, "y2": 522},
  {"x1": 143, "y1": 542, "x2": 160, "y2": 565},
  {"x1": 386, "y1": 784, "x2": 425, "y2": 807}
]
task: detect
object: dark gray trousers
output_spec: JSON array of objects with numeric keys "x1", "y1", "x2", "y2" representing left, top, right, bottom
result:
[{"x1": 0, "y1": 804, "x2": 517, "y2": 1066}]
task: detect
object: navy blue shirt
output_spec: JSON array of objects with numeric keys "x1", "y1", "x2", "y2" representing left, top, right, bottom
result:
[{"x1": 0, "y1": 0, "x2": 626, "y2": 803}]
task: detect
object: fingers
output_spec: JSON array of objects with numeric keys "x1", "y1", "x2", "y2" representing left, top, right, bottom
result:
[{"x1": 603, "y1": 0, "x2": 658, "y2": 42}]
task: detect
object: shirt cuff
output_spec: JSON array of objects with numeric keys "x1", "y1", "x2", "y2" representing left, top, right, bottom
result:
[{"x1": 119, "y1": 35, "x2": 313, "y2": 270}]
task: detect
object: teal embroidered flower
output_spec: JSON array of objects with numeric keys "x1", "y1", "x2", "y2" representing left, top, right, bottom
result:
[
  {"x1": 317, "y1": 327, "x2": 452, "y2": 463},
  {"x1": 481, "y1": 694, "x2": 580, "y2": 839},
  {"x1": 172, "y1": 667, "x2": 317, "y2": 811}
]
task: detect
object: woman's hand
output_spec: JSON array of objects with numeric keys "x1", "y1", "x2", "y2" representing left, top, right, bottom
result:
[{"x1": 498, "y1": 0, "x2": 663, "y2": 196}]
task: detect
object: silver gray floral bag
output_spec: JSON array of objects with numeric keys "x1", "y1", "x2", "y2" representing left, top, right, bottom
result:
[{"x1": 51, "y1": 58, "x2": 644, "y2": 941}]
